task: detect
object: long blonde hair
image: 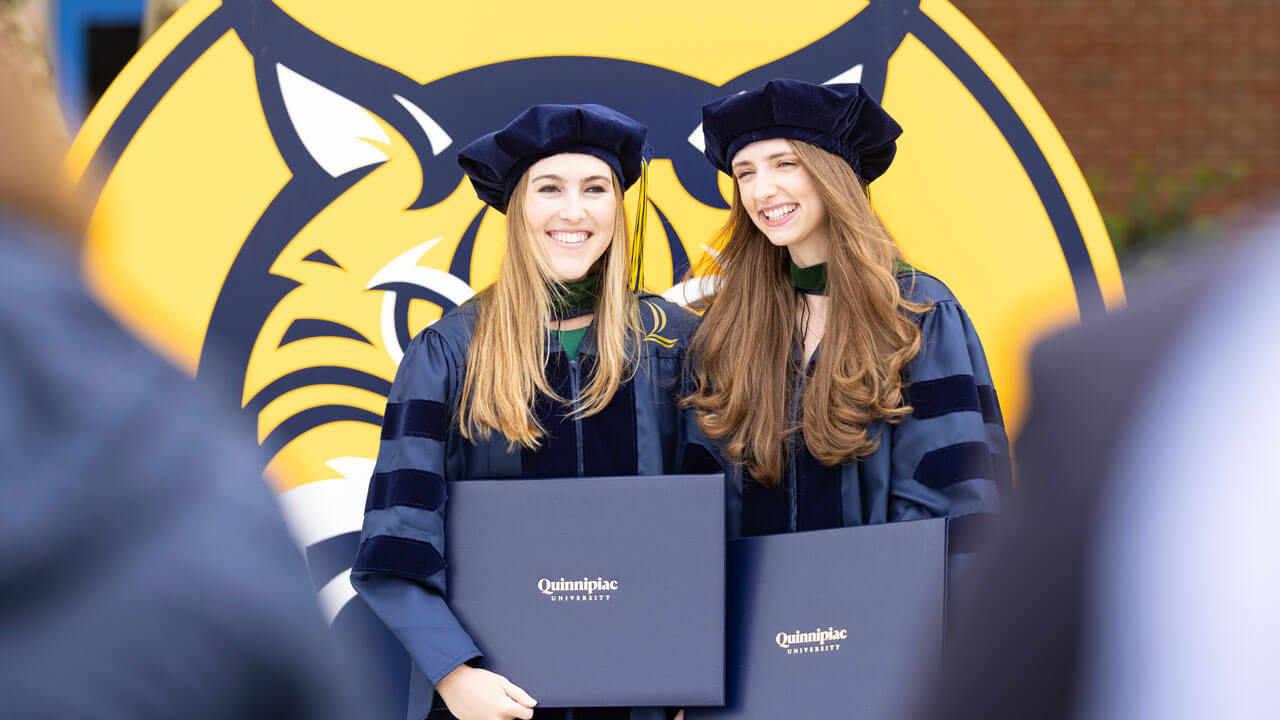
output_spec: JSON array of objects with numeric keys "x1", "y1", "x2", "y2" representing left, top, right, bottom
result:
[
  {"x1": 459, "y1": 171, "x2": 641, "y2": 449},
  {"x1": 684, "y1": 140, "x2": 930, "y2": 485}
]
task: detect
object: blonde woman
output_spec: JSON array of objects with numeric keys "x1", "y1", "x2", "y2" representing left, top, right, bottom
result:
[
  {"x1": 684, "y1": 80, "x2": 1008, "y2": 539},
  {"x1": 351, "y1": 105, "x2": 696, "y2": 720}
]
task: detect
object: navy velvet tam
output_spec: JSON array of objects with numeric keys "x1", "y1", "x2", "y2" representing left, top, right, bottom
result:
[
  {"x1": 457, "y1": 103, "x2": 649, "y2": 213},
  {"x1": 700, "y1": 79, "x2": 903, "y2": 183}
]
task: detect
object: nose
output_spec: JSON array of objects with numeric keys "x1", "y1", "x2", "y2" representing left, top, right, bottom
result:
[
  {"x1": 559, "y1": 192, "x2": 586, "y2": 222},
  {"x1": 752, "y1": 172, "x2": 777, "y2": 203}
]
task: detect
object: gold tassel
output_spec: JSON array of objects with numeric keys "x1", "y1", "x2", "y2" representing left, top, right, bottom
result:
[{"x1": 628, "y1": 157, "x2": 649, "y2": 292}]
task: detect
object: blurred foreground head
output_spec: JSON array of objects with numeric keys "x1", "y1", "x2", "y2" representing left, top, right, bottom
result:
[
  {"x1": 0, "y1": 7, "x2": 356, "y2": 716},
  {"x1": 913, "y1": 210, "x2": 1280, "y2": 720},
  {"x1": 0, "y1": 0, "x2": 88, "y2": 237}
]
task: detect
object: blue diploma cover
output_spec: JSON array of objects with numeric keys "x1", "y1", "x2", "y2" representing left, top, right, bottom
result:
[
  {"x1": 690, "y1": 518, "x2": 947, "y2": 718},
  {"x1": 445, "y1": 474, "x2": 726, "y2": 707}
]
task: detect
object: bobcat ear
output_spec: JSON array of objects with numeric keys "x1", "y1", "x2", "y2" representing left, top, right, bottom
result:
[{"x1": 275, "y1": 63, "x2": 390, "y2": 177}]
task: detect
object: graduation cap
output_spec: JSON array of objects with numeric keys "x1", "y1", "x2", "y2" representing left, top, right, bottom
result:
[
  {"x1": 700, "y1": 79, "x2": 902, "y2": 184},
  {"x1": 457, "y1": 103, "x2": 649, "y2": 214},
  {"x1": 457, "y1": 103, "x2": 651, "y2": 290}
]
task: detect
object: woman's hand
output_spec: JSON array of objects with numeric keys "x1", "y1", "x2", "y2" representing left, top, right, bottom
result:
[{"x1": 435, "y1": 664, "x2": 537, "y2": 720}]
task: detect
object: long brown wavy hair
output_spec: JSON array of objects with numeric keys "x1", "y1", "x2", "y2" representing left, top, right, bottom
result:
[
  {"x1": 459, "y1": 171, "x2": 641, "y2": 450},
  {"x1": 684, "y1": 140, "x2": 930, "y2": 486}
]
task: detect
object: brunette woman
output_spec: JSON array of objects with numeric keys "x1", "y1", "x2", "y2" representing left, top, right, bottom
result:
[
  {"x1": 351, "y1": 104, "x2": 696, "y2": 720},
  {"x1": 684, "y1": 79, "x2": 1008, "y2": 539}
]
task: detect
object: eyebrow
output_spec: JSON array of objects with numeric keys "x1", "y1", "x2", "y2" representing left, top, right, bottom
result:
[
  {"x1": 731, "y1": 152, "x2": 797, "y2": 170},
  {"x1": 530, "y1": 174, "x2": 611, "y2": 184}
]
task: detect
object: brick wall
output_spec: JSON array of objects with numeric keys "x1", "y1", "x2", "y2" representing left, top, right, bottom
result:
[{"x1": 952, "y1": 0, "x2": 1279, "y2": 230}]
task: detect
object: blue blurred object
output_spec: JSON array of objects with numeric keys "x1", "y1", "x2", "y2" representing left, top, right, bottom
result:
[
  {"x1": 911, "y1": 210, "x2": 1280, "y2": 720},
  {"x1": 0, "y1": 212, "x2": 357, "y2": 718}
]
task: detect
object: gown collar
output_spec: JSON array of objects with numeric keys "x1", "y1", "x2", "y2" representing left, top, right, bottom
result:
[
  {"x1": 549, "y1": 274, "x2": 600, "y2": 320},
  {"x1": 789, "y1": 261, "x2": 827, "y2": 295}
]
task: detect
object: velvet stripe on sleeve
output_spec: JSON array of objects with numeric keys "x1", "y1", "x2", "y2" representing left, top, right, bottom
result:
[{"x1": 351, "y1": 328, "x2": 482, "y2": 700}]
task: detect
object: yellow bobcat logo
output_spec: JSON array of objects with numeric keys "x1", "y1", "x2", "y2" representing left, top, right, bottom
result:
[
  {"x1": 70, "y1": 1, "x2": 1121, "y2": 496},
  {"x1": 69, "y1": 5, "x2": 1120, "y2": 704}
]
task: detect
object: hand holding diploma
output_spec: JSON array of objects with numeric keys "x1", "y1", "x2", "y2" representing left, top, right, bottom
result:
[{"x1": 436, "y1": 665, "x2": 537, "y2": 720}]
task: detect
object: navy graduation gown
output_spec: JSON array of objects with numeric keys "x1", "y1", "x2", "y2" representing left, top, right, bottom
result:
[
  {"x1": 352, "y1": 294, "x2": 696, "y2": 720},
  {"x1": 688, "y1": 272, "x2": 1009, "y2": 541}
]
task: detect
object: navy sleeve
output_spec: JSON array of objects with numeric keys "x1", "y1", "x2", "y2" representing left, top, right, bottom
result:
[
  {"x1": 888, "y1": 297, "x2": 1010, "y2": 524},
  {"x1": 350, "y1": 328, "x2": 480, "y2": 688}
]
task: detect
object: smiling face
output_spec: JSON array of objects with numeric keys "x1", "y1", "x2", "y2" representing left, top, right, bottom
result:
[
  {"x1": 521, "y1": 153, "x2": 618, "y2": 282},
  {"x1": 731, "y1": 138, "x2": 830, "y2": 266}
]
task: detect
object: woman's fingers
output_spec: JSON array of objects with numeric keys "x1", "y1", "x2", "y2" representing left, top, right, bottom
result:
[
  {"x1": 500, "y1": 696, "x2": 535, "y2": 720},
  {"x1": 498, "y1": 676, "x2": 538, "y2": 708}
]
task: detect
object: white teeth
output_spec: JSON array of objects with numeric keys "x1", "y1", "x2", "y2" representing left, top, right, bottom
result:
[
  {"x1": 763, "y1": 204, "x2": 797, "y2": 221},
  {"x1": 549, "y1": 231, "x2": 590, "y2": 245}
]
